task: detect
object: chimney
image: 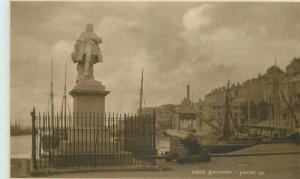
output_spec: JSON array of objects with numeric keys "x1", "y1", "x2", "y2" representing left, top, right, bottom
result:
[{"x1": 187, "y1": 85, "x2": 190, "y2": 101}]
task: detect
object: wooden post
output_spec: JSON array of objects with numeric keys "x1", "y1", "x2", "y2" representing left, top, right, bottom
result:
[{"x1": 31, "y1": 107, "x2": 37, "y2": 169}]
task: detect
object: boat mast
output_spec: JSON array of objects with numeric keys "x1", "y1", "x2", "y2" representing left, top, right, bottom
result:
[
  {"x1": 139, "y1": 68, "x2": 144, "y2": 115},
  {"x1": 64, "y1": 62, "x2": 67, "y2": 122},
  {"x1": 50, "y1": 59, "x2": 54, "y2": 127},
  {"x1": 223, "y1": 79, "x2": 231, "y2": 142},
  {"x1": 247, "y1": 87, "x2": 250, "y2": 125},
  {"x1": 274, "y1": 58, "x2": 278, "y2": 129}
]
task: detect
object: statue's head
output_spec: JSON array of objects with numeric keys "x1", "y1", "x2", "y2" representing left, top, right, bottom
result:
[{"x1": 86, "y1": 23, "x2": 93, "y2": 32}]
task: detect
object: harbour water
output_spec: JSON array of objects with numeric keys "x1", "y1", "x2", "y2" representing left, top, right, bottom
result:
[
  {"x1": 10, "y1": 135, "x2": 170, "y2": 159},
  {"x1": 10, "y1": 135, "x2": 31, "y2": 158}
]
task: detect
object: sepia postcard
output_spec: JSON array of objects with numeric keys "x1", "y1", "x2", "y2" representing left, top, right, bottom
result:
[{"x1": 7, "y1": 1, "x2": 300, "y2": 178}]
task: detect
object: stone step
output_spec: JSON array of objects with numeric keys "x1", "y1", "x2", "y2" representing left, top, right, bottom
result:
[
  {"x1": 59, "y1": 141, "x2": 122, "y2": 154},
  {"x1": 52, "y1": 152, "x2": 134, "y2": 167}
]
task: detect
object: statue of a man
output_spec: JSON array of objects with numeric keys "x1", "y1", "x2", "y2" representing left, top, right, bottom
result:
[{"x1": 71, "y1": 24, "x2": 103, "y2": 83}]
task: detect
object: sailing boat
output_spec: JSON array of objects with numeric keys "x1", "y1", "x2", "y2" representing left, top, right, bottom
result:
[
  {"x1": 201, "y1": 79, "x2": 257, "y2": 153},
  {"x1": 271, "y1": 60, "x2": 300, "y2": 142},
  {"x1": 41, "y1": 60, "x2": 70, "y2": 153},
  {"x1": 237, "y1": 59, "x2": 299, "y2": 142},
  {"x1": 40, "y1": 59, "x2": 58, "y2": 153}
]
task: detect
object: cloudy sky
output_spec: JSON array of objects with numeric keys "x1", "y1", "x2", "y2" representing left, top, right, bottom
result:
[{"x1": 10, "y1": 2, "x2": 300, "y2": 125}]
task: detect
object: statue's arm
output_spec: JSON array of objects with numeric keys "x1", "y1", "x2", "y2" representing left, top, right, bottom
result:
[
  {"x1": 79, "y1": 32, "x2": 86, "y2": 42},
  {"x1": 74, "y1": 40, "x2": 80, "y2": 50},
  {"x1": 93, "y1": 34, "x2": 102, "y2": 44},
  {"x1": 87, "y1": 33, "x2": 102, "y2": 44},
  {"x1": 73, "y1": 33, "x2": 85, "y2": 50}
]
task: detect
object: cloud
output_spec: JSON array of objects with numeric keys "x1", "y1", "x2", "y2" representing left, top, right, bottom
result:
[
  {"x1": 10, "y1": 2, "x2": 300, "y2": 126},
  {"x1": 181, "y1": 3, "x2": 300, "y2": 69},
  {"x1": 182, "y1": 4, "x2": 216, "y2": 32}
]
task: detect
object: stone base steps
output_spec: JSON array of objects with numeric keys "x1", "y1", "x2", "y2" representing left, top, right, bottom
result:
[
  {"x1": 52, "y1": 152, "x2": 134, "y2": 167},
  {"x1": 59, "y1": 141, "x2": 121, "y2": 154}
]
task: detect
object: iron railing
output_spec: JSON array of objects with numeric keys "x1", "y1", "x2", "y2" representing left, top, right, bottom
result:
[{"x1": 31, "y1": 107, "x2": 156, "y2": 169}]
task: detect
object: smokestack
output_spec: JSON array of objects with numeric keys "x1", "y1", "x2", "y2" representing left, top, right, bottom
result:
[{"x1": 187, "y1": 85, "x2": 190, "y2": 101}]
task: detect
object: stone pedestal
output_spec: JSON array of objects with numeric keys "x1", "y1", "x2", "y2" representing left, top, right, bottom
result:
[
  {"x1": 67, "y1": 79, "x2": 110, "y2": 145},
  {"x1": 53, "y1": 79, "x2": 133, "y2": 166},
  {"x1": 69, "y1": 79, "x2": 110, "y2": 126},
  {"x1": 69, "y1": 80, "x2": 110, "y2": 113}
]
